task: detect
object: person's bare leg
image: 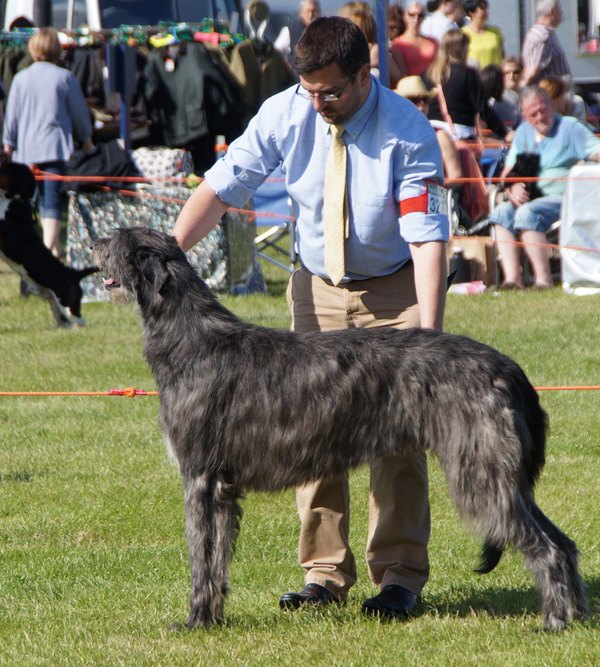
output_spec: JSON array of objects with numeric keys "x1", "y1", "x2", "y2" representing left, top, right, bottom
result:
[
  {"x1": 41, "y1": 217, "x2": 65, "y2": 258},
  {"x1": 493, "y1": 224, "x2": 524, "y2": 287},
  {"x1": 521, "y1": 230, "x2": 553, "y2": 288}
]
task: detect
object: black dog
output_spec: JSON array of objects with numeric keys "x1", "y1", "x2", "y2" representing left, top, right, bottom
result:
[
  {"x1": 92, "y1": 226, "x2": 587, "y2": 633},
  {"x1": 0, "y1": 160, "x2": 96, "y2": 327},
  {"x1": 505, "y1": 152, "x2": 544, "y2": 201}
]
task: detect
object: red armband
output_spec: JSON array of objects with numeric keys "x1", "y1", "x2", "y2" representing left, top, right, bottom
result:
[{"x1": 399, "y1": 180, "x2": 447, "y2": 216}]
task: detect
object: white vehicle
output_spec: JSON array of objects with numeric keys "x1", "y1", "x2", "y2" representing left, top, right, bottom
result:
[{"x1": 2, "y1": 0, "x2": 244, "y2": 32}]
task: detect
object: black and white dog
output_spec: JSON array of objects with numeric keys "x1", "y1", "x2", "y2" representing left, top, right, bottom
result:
[
  {"x1": 0, "y1": 160, "x2": 96, "y2": 327},
  {"x1": 92, "y1": 226, "x2": 587, "y2": 633}
]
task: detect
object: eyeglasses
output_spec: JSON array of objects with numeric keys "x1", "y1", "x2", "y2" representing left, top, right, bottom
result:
[
  {"x1": 410, "y1": 96, "x2": 431, "y2": 104},
  {"x1": 407, "y1": 12, "x2": 425, "y2": 19},
  {"x1": 295, "y1": 71, "x2": 358, "y2": 102}
]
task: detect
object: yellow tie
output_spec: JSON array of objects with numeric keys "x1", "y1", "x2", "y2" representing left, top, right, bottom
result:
[{"x1": 323, "y1": 123, "x2": 347, "y2": 286}]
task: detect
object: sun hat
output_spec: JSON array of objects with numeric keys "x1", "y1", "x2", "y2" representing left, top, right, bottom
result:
[{"x1": 394, "y1": 76, "x2": 437, "y2": 99}]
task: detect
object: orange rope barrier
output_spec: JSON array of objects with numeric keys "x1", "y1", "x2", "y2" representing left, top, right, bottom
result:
[
  {"x1": 535, "y1": 386, "x2": 600, "y2": 391},
  {"x1": 0, "y1": 386, "x2": 599, "y2": 396},
  {"x1": 0, "y1": 388, "x2": 158, "y2": 397}
]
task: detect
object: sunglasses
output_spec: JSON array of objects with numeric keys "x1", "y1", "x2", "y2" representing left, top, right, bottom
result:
[
  {"x1": 410, "y1": 96, "x2": 431, "y2": 104},
  {"x1": 407, "y1": 12, "x2": 425, "y2": 18}
]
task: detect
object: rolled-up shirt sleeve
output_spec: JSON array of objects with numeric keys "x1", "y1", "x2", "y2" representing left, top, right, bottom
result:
[
  {"x1": 204, "y1": 111, "x2": 283, "y2": 208},
  {"x1": 395, "y1": 128, "x2": 449, "y2": 244}
]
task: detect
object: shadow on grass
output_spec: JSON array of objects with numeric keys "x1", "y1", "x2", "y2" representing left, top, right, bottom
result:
[
  {"x1": 263, "y1": 275, "x2": 290, "y2": 299},
  {"x1": 218, "y1": 576, "x2": 600, "y2": 631},
  {"x1": 405, "y1": 575, "x2": 598, "y2": 628}
]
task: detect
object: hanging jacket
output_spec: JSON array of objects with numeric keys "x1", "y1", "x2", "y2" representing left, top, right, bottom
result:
[
  {"x1": 229, "y1": 38, "x2": 297, "y2": 127},
  {"x1": 142, "y1": 42, "x2": 241, "y2": 148}
]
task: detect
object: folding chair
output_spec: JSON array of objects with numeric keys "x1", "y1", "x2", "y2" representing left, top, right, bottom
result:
[{"x1": 254, "y1": 202, "x2": 297, "y2": 273}]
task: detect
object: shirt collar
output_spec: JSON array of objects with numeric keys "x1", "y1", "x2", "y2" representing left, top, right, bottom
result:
[{"x1": 316, "y1": 74, "x2": 378, "y2": 139}]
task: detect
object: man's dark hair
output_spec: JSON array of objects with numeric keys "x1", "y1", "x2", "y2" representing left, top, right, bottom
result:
[{"x1": 293, "y1": 16, "x2": 370, "y2": 77}]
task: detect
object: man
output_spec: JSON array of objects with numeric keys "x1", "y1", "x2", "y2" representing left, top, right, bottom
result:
[
  {"x1": 421, "y1": 0, "x2": 462, "y2": 44},
  {"x1": 273, "y1": 0, "x2": 321, "y2": 66},
  {"x1": 172, "y1": 17, "x2": 448, "y2": 618},
  {"x1": 521, "y1": 0, "x2": 570, "y2": 86},
  {"x1": 490, "y1": 86, "x2": 600, "y2": 290}
]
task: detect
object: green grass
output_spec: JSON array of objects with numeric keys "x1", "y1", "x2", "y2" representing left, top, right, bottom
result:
[{"x1": 0, "y1": 257, "x2": 599, "y2": 666}]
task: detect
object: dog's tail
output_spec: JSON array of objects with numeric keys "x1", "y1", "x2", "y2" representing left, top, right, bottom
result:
[{"x1": 475, "y1": 539, "x2": 504, "y2": 574}]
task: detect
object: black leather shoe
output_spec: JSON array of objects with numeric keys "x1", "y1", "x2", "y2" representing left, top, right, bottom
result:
[
  {"x1": 362, "y1": 584, "x2": 418, "y2": 619},
  {"x1": 279, "y1": 583, "x2": 339, "y2": 610}
]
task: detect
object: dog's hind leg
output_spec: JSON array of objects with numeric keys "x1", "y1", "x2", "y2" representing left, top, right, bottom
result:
[
  {"x1": 183, "y1": 473, "x2": 242, "y2": 629},
  {"x1": 505, "y1": 497, "x2": 581, "y2": 631},
  {"x1": 527, "y1": 502, "x2": 588, "y2": 624}
]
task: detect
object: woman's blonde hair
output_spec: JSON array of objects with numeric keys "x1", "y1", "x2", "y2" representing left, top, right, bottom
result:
[
  {"x1": 426, "y1": 29, "x2": 469, "y2": 85},
  {"x1": 339, "y1": 2, "x2": 376, "y2": 43},
  {"x1": 538, "y1": 75, "x2": 569, "y2": 101},
  {"x1": 28, "y1": 27, "x2": 62, "y2": 64}
]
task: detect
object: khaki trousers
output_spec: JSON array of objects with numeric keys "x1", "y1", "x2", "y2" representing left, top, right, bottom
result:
[{"x1": 286, "y1": 266, "x2": 431, "y2": 598}]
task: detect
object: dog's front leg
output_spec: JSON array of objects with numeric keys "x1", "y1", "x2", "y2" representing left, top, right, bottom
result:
[{"x1": 183, "y1": 472, "x2": 242, "y2": 629}]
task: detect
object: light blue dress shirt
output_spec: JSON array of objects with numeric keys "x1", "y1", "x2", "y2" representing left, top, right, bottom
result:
[{"x1": 206, "y1": 76, "x2": 448, "y2": 281}]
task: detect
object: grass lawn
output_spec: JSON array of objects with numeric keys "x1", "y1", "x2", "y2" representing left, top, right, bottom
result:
[{"x1": 0, "y1": 254, "x2": 599, "y2": 666}]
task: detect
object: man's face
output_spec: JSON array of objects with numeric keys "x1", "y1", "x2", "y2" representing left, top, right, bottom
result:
[
  {"x1": 521, "y1": 94, "x2": 556, "y2": 136},
  {"x1": 300, "y1": 1, "x2": 320, "y2": 26},
  {"x1": 298, "y1": 63, "x2": 370, "y2": 125}
]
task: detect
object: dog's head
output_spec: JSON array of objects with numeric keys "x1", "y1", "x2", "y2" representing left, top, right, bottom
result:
[
  {"x1": 92, "y1": 226, "x2": 187, "y2": 303},
  {"x1": 508, "y1": 152, "x2": 541, "y2": 178},
  {"x1": 0, "y1": 160, "x2": 38, "y2": 200}
]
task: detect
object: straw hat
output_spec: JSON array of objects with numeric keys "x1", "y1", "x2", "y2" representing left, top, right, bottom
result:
[{"x1": 394, "y1": 76, "x2": 437, "y2": 100}]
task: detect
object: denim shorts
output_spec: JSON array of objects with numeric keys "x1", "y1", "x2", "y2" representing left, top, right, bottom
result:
[
  {"x1": 489, "y1": 194, "x2": 563, "y2": 234},
  {"x1": 35, "y1": 160, "x2": 66, "y2": 219}
]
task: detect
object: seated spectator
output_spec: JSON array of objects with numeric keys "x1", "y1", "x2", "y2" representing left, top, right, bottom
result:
[
  {"x1": 481, "y1": 63, "x2": 520, "y2": 128},
  {"x1": 390, "y1": 2, "x2": 438, "y2": 87},
  {"x1": 424, "y1": 30, "x2": 513, "y2": 142},
  {"x1": 489, "y1": 86, "x2": 600, "y2": 290},
  {"x1": 395, "y1": 75, "x2": 462, "y2": 182},
  {"x1": 538, "y1": 75, "x2": 589, "y2": 125},
  {"x1": 501, "y1": 55, "x2": 524, "y2": 114},
  {"x1": 461, "y1": 0, "x2": 504, "y2": 69}
]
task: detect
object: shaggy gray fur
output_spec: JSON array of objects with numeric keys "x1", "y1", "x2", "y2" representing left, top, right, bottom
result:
[{"x1": 92, "y1": 226, "x2": 587, "y2": 632}]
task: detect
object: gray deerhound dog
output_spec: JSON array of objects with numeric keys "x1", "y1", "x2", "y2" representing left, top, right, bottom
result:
[{"x1": 92, "y1": 226, "x2": 587, "y2": 632}]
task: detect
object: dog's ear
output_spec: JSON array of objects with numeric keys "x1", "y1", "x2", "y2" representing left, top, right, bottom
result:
[{"x1": 138, "y1": 254, "x2": 171, "y2": 293}]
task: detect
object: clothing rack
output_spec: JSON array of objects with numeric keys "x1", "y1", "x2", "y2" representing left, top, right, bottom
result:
[
  {"x1": 0, "y1": 20, "x2": 246, "y2": 49},
  {"x1": 0, "y1": 22, "x2": 247, "y2": 149}
]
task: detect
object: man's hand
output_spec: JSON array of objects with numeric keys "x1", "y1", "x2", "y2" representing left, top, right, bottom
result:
[{"x1": 506, "y1": 182, "x2": 530, "y2": 208}]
